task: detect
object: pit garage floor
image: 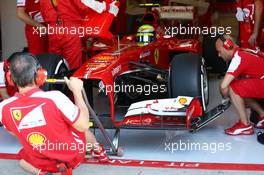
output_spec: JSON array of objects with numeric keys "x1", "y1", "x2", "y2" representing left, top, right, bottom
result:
[{"x1": 0, "y1": 78, "x2": 264, "y2": 175}]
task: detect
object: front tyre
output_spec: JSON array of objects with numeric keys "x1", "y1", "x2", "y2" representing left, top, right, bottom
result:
[
  {"x1": 169, "y1": 53, "x2": 209, "y2": 111},
  {"x1": 36, "y1": 53, "x2": 69, "y2": 91}
]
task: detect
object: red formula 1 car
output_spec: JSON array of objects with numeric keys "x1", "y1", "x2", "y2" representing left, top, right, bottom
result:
[{"x1": 38, "y1": 4, "x2": 230, "y2": 154}]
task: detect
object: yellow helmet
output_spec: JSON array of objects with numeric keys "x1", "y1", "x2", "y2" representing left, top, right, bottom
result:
[{"x1": 136, "y1": 24, "x2": 156, "y2": 46}]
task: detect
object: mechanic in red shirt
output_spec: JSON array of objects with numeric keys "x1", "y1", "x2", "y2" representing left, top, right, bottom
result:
[
  {"x1": 215, "y1": 35, "x2": 264, "y2": 135},
  {"x1": 16, "y1": 0, "x2": 48, "y2": 55},
  {"x1": 0, "y1": 60, "x2": 13, "y2": 126},
  {"x1": 40, "y1": 0, "x2": 119, "y2": 70},
  {"x1": 0, "y1": 52, "x2": 108, "y2": 175},
  {"x1": 0, "y1": 62, "x2": 10, "y2": 100},
  {"x1": 236, "y1": 0, "x2": 263, "y2": 49},
  {"x1": 0, "y1": 53, "x2": 22, "y2": 101}
]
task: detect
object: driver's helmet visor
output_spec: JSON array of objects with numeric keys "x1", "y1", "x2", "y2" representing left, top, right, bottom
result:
[{"x1": 136, "y1": 32, "x2": 155, "y2": 46}]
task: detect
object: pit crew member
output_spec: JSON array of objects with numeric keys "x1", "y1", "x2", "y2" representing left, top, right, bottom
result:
[
  {"x1": 16, "y1": 0, "x2": 48, "y2": 55},
  {"x1": 0, "y1": 53, "x2": 22, "y2": 101},
  {"x1": 0, "y1": 52, "x2": 108, "y2": 175},
  {"x1": 40, "y1": 0, "x2": 119, "y2": 70},
  {"x1": 0, "y1": 61, "x2": 10, "y2": 100},
  {"x1": 236, "y1": 0, "x2": 263, "y2": 49},
  {"x1": 215, "y1": 35, "x2": 264, "y2": 135}
]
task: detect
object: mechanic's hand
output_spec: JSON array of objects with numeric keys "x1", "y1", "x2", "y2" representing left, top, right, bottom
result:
[
  {"x1": 64, "y1": 77, "x2": 83, "y2": 93},
  {"x1": 248, "y1": 32, "x2": 258, "y2": 47},
  {"x1": 109, "y1": 1, "x2": 119, "y2": 17}
]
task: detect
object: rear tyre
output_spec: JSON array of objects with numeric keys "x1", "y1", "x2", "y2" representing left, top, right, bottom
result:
[
  {"x1": 169, "y1": 53, "x2": 209, "y2": 111},
  {"x1": 36, "y1": 53, "x2": 69, "y2": 91}
]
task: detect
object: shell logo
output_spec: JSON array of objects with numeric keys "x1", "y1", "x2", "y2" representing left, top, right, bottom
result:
[
  {"x1": 27, "y1": 132, "x2": 46, "y2": 146},
  {"x1": 12, "y1": 110, "x2": 22, "y2": 121},
  {"x1": 179, "y1": 98, "x2": 188, "y2": 105}
]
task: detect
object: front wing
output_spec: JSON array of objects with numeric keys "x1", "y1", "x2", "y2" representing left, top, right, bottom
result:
[
  {"x1": 120, "y1": 96, "x2": 230, "y2": 131},
  {"x1": 120, "y1": 96, "x2": 201, "y2": 129}
]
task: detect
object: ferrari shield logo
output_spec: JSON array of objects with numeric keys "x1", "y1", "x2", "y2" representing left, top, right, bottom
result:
[
  {"x1": 154, "y1": 49, "x2": 159, "y2": 64},
  {"x1": 12, "y1": 110, "x2": 22, "y2": 121}
]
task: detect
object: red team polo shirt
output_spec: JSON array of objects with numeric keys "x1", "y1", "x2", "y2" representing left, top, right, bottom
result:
[
  {"x1": 40, "y1": 0, "x2": 107, "y2": 23},
  {"x1": 227, "y1": 48, "x2": 264, "y2": 98},
  {"x1": 17, "y1": 0, "x2": 48, "y2": 55},
  {"x1": 0, "y1": 88, "x2": 86, "y2": 172},
  {"x1": 17, "y1": 0, "x2": 44, "y2": 24},
  {"x1": 39, "y1": 0, "x2": 108, "y2": 70},
  {"x1": 0, "y1": 62, "x2": 17, "y2": 100},
  {"x1": 236, "y1": 0, "x2": 264, "y2": 49}
]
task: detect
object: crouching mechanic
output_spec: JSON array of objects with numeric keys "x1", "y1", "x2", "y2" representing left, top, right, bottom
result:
[
  {"x1": 0, "y1": 52, "x2": 108, "y2": 175},
  {"x1": 215, "y1": 35, "x2": 264, "y2": 135}
]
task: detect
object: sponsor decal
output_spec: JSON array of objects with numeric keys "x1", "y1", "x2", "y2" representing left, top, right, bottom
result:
[
  {"x1": 143, "y1": 118, "x2": 153, "y2": 125},
  {"x1": 85, "y1": 63, "x2": 107, "y2": 68},
  {"x1": 140, "y1": 50, "x2": 151, "y2": 59},
  {"x1": 164, "y1": 106, "x2": 178, "y2": 111},
  {"x1": 179, "y1": 41, "x2": 192, "y2": 48},
  {"x1": 84, "y1": 68, "x2": 96, "y2": 79},
  {"x1": 154, "y1": 6, "x2": 194, "y2": 13},
  {"x1": 10, "y1": 103, "x2": 47, "y2": 130},
  {"x1": 12, "y1": 110, "x2": 22, "y2": 121},
  {"x1": 125, "y1": 118, "x2": 151, "y2": 125},
  {"x1": 154, "y1": 49, "x2": 159, "y2": 64},
  {"x1": 17, "y1": 103, "x2": 47, "y2": 129},
  {"x1": 153, "y1": 6, "x2": 195, "y2": 20},
  {"x1": 112, "y1": 65, "x2": 122, "y2": 76},
  {"x1": 94, "y1": 60, "x2": 110, "y2": 63},
  {"x1": 179, "y1": 98, "x2": 188, "y2": 105},
  {"x1": 27, "y1": 132, "x2": 46, "y2": 146},
  {"x1": 84, "y1": 63, "x2": 108, "y2": 78},
  {"x1": 95, "y1": 56, "x2": 115, "y2": 61}
]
